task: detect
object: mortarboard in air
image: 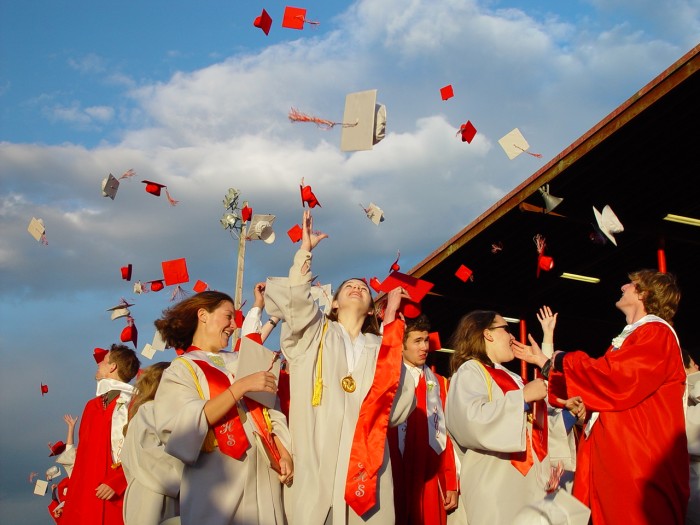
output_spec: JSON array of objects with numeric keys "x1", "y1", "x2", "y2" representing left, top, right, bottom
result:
[
  {"x1": 133, "y1": 281, "x2": 146, "y2": 294},
  {"x1": 340, "y1": 89, "x2": 387, "y2": 152},
  {"x1": 457, "y1": 121, "x2": 477, "y2": 144},
  {"x1": 107, "y1": 299, "x2": 134, "y2": 321},
  {"x1": 41, "y1": 383, "x2": 48, "y2": 396},
  {"x1": 533, "y1": 234, "x2": 554, "y2": 278},
  {"x1": 287, "y1": 224, "x2": 303, "y2": 243},
  {"x1": 48, "y1": 441, "x2": 66, "y2": 457},
  {"x1": 455, "y1": 264, "x2": 473, "y2": 282},
  {"x1": 593, "y1": 205, "x2": 624, "y2": 246},
  {"x1": 282, "y1": 6, "x2": 319, "y2": 30},
  {"x1": 28, "y1": 217, "x2": 48, "y2": 244},
  {"x1": 121, "y1": 264, "x2": 133, "y2": 281},
  {"x1": 498, "y1": 128, "x2": 542, "y2": 159},
  {"x1": 241, "y1": 205, "x2": 253, "y2": 223},
  {"x1": 147, "y1": 280, "x2": 165, "y2": 292},
  {"x1": 101, "y1": 174, "x2": 120, "y2": 200},
  {"x1": 142, "y1": 180, "x2": 179, "y2": 205},
  {"x1": 162, "y1": 258, "x2": 190, "y2": 286},
  {"x1": 440, "y1": 84, "x2": 454, "y2": 101},
  {"x1": 379, "y1": 271, "x2": 434, "y2": 318},
  {"x1": 369, "y1": 277, "x2": 382, "y2": 293},
  {"x1": 93, "y1": 347, "x2": 109, "y2": 363},
  {"x1": 300, "y1": 179, "x2": 321, "y2": 208},
  {"x1": 45, "y1": 466, "x2": 61, "y2": 481},
  {"x1": 237, "y1": 337, "x2": 281, "y2": 408},
  {"x1": 254, "y1": 8, "x2": 273, "y2": 35},
  {"x1": 248, "y1": 214, "x2": 276, "y2": 244},
  {"x1": 34, "y1": 479, "x2": 49, "y2": 496},
  {"x1": 141, "y1": 329, "x2": 167, "y2": 360},
  {"x1": 121, "y1": 317, "x2": 138, "y2": 349},
  {"x1": 390, "y1": 251, "x2": 400, "y2": 272},
  {"x1": 193, "y1": 279, "x2": 208, "y2": 293},
  {"x1": 361, "y1": 203, "x2": 385, "y2": 225}
]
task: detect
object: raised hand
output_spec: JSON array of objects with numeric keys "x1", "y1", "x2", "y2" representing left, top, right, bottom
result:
[
  {"x1": 536, "y1": 305, "x2": 558, "y2": 336},
  {"x1": 300, "y1": 210, "x2": 328, "y2": 252}
]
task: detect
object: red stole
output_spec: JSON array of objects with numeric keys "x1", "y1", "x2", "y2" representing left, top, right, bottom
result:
[
  {"x1": 193, "y1": 359, "x2": 250, "y2": 459},
  {"x1": 483, "y1": 365, "x2": 547, "y2": 475},
  {"x1": 344, "y1": 319, "x2": 405, "y2": 517}
]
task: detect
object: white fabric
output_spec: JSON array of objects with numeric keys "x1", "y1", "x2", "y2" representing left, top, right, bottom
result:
[
  {"x1": 424, "y1": 366, "x2": 447, "y2": 454},
  {"x1": 241, "y1": 306, "x2": 263, "y2": 337},
  {"x1": 687, "y1": 376, "x2": 700, "y2": 525},
  {"x1": 95, "y1": 378, "x2": 134, "y2": 463},
  {"x1": 122, "y1": 401, "x2": 183, "y2": 525},
  {"x1": 264, "y1": 249, "x2": 416, "y2": 525}
]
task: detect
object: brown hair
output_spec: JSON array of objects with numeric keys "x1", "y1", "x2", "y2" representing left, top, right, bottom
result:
[
  {"x1": 108, "y1": 344, "x2": 141, "y2": 383},
  {"x1": 126, "y1": 362, "x2": 170, "y2": 433},
  {"x1": 629, "y1": 269, "x2": 681, "y2": 323},
  {"x1": 155, "y1": 291, "x2": 234, "y2": 351},
  {"x1": 404, "y1": 314, "x2": 431, "y2": 343},
  {"x1": 449, "y1": 310, "x2": 498, "y2": 373},
  {"x1": 325, "y1": 278, "x2": 381, "y2": 336}
]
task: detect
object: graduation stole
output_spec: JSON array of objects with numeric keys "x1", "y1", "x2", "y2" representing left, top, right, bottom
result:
[
  {"x1": 480, "y1": 363, "x2": 547, "y2": 475},
  {"x1": 345, "y1": 319, "x2": 404, "y2": 517},
  {"x1": 190, "y1": 359, "x2": 250, "y2": 460}
]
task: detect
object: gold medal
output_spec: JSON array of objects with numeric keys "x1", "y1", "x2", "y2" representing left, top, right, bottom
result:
[{"x1": 341, "y1": 375, "x2": 356, "y2": 393}]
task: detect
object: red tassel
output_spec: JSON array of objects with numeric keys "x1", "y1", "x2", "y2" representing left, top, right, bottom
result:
[
  {"x1": 119, "y1": 169, "x2": 136, "y2": 180},
  {"x1": 288, "y1": 108, "x2": 357, "y2": 130},
  {"x1": 165, "y1": 189, "x2": 179, "y2": 206}
]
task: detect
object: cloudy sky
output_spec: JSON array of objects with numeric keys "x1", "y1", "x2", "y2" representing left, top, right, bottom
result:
[{"x1": 1, "y1": 0, "x2": 698, "y2": 521}]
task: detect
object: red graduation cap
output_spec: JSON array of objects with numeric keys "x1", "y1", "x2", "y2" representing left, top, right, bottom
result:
[
  {"x1": 48, "y1": 441, "x2": 66, "y2": 457},
  {"x1": 142, "y1": 180, "x2": 178, "y2": 206},
  {"x1": 533, "y1": 234, "x2": 554, "y2": 278},
  {"x1": 241, "y1": 205, "x2": 253, "y2": 223},
  {"x1": 440, "y1": 84, "x2": 454, "y2": 100},
  {"x1": 287, "y1": 224, "x2": 303, "y2": 243},
  {"x1": 121, "y1": 317, "x2": 138, "y2": 349},
  {"x1": 455, "y1": 264, "x2": 473, "y2": 282},
  {"x1": 282, "y1": 6, "x2": 319, "y2": 30},
  {"x1": 379, "y1": 271, "x2": 434, "y2": 318},
  {"x1": 369, "y1": 277, "x2": 382, "y2": 293},
  {"x1": 120, "y1": 264, "x2": 132, "y2": 281},
  {"x1": 300, "y1": 179, "x2": 321, "y2": 208},
  {"x1": 458, "y1": 121, "x2": 477, "y2": 143},
  {"x1": 93, "y1": 347, "x2": 109, "y2": 363},
  {"x1": 254, "y1": 8, "x2": 273, "y2": 35},
  {"x1": 390, "y1": 251, "x2": 400, "y2": 272},
  {"x1": 147, "y1": 280, "x2": 165, "y2": 292},
  {"x1": 162, "y1": 258, "x2": 190, "y2": 286},
  {"x1": 428, "y1": 332, "x2": 442, "y2": 351},
  {"x1": 193, "y1": 280, "x2": 208, "y2": 293},
  {"x1": 41, "y1": 383, "x2": 49, "y2": 396}
]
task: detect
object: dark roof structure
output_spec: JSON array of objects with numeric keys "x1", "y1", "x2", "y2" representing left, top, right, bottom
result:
[{"x1": 416, "y1": 44, "x2": 700, "y2": 374}]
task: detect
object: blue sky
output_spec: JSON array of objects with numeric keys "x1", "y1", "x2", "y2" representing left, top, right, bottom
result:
[{"x1": 1, "y1": 0, "x2": 698, "y2": 522}]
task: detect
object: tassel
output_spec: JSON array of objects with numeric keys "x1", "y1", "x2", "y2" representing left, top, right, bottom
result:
[
  {"x1": 119, "y1": 169, "x2": 136, "y2": 180},
  {"x1": 165, "y1": 188, "x2": 179, "y2": 206},
  {"x1": 312, "y1": 321, "x2": 329, "y2": 406},
  {"x1": 288, "y1": 108, "x2": 357, "y2": 130},
  {"x1": 515, "y1": 145, "x2": 543, "y2": 158}
]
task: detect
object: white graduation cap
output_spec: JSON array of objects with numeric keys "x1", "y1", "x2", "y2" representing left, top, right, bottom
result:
[
  {"x1": 27, "y1": 217, "x2": 46, "y2": 242},
  {"x1": 45, "y1": 465, "x2": 61, "y2": 481},
  {"x1": 141, "y1": 329, "x2": 167, "y2": 359},
  {"x1": 248, "y1": 214, "x2": 276, "y2": 244},
  {"x1": 236, "y1": 337, "x2": 281, "y2": 409},
  {"x1": 593, "y1": 205, "x2": 624, "y2": 246},
  {"x1": 361, "y1": 203, "x2": 385, "y2": 225},
  {"x1": 34, "y1": 479, "x2": 48, "y2": 496},
  {"x1": 101, "y1": 174, "x2": 120, "y2": 200},
  {"x1": 340, "y1": 89, "x2": 387, "y2": 152},
  {"x1": 498, "y1": 128, "x2": 538, "y2": 160}
]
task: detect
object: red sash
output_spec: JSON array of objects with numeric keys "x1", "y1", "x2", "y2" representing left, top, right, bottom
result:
[
  {"x1": 483, "y1": 365, "x2": 547, "y2": 475},
  {"x1": 344, "y1": 319, "x2": 405, "y2": 517},
  {"x1": 193, "y1": 359, "x2": 250, "y2": 460}
]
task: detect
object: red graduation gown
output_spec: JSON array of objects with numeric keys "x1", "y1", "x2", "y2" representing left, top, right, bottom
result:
[
  {"x1": 60, "y1": 394, "x2": 128, "y2": 525},
  {"x1": 553, "y1": 322, "x2": 689, "y2": 525},
  {"x1": 389, "y1": 371, "x2": 458, "y2": 525}
]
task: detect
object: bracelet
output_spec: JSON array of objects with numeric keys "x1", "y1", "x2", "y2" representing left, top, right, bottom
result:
[
  {"x1": 268, "y1": 319, "x2": 278, "y2": 327},
  {"x1": 227, "y1": 387, "x2": 238, "y2": 404}
]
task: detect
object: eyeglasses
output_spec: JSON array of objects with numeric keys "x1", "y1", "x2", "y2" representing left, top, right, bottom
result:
[{"x1": 489, "y1": 324, "x2": 511, "y2": 334}]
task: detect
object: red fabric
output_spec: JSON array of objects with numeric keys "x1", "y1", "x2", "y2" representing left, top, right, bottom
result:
[
  {"x1": 277, "y1": 369, "x2": 291, "y2": 419},
  {"x1": 60, "y1": 395, "x2": 127, "y2": 525},
  {"x1": 344, "y1": 319, "x2": 404, "y2": 517},
  {"x1": 388, "y1": 372, "x2": 458, "y2": 525},
  {"x1": 562, "y1": 323, "x2": 689, "y2": 525},
  {"x1": 193, "y1": 359, "x2": 250, "y2": 459}
]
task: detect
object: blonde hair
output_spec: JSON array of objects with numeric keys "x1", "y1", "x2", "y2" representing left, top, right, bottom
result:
[{"x1": 125, "y1": 362, "x2": 170, "y2": 434}]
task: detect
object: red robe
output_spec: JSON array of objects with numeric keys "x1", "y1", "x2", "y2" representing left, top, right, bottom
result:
[
  {"x1": 389, "y1": 371, "x2": 458, "y2": 525},
  {"x1": 60, "y1": 394, "x2": 128, "y2": 525},
  {"x1": 551, "y1": 322, "x2": 689, "y2": 525}
]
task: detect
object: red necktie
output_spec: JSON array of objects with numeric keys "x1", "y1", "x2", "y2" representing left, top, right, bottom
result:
[{"x1": 344, "y1": 319, "x2": 404, "y2": 516}]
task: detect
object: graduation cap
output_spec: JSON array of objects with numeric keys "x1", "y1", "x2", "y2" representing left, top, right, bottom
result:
[
  {"x1": 498, "y1": 128, "x2": 542, "y2": 159},
  {"x1": 162, "y1": 258, "x2": 190, "y2": 286},
  {"x1": 101, "y1": 174, "x2": 120, "y2": 200},
  {"x1": 34, "y1": 479, "x2": 49, "y2": 496},
  {"x1": 379, "y1": 271, "x2": 434, "y2": 318},
  {"x1": 41, "y1": 383, "x2": 48, "y2": 396},
  {"x1": 300, "y1": 179, "x2": 321, "y2": 208},
  {"x1": 107, "y1": 300, "x2": 133, "y2": 321},
  {"x1": 340, "y1": 89, "x2": 386, "y2": 152},
  {"x1": 253, "y1": 8, "x2": 272, "y2": 35},
  {"x1": 390, "y1": 251, "x2": 400, "y2": 272},
  {"x1": 440, "y1": 84, "x2": 454, "y2": 100},
  {"x1": 241, "y1": 205, "x2": 253, "y2": 223},
  {"x1": 237, "y1": 337, "x2": 282, "y2": 408},
  {"x1": 141, "y1": 329, "x2": 167, "y2": 360},
  {"x1": 121, "y1": 264, "x2": 133, "y2": 281},
  {"x1": 45, "y1": 466, "x2": 61, "y2": 481},
  {"x1": 369, "y1": 277, "x2": 382, "y2": 293},
  {"x1": 593, "y1": 205, "x2": 624, "y2": 246},
  {"x1": 142, "y1": 180, "x2": 178, "y2": 206},
  {"x1": 27, "y1": 217, "x2": 48, "y2": 245},
  {"x1": 455, "y1": 264, "x2": 473, "y2": 282},
  {"x1": 193, "y1": 279, "x2": 208, "y2": 293},
  {"x1": 248, "y1": 214, "x2": 276, "y2": 244},
  {"x1": 282, "y1": 6, "x2": 319, "y2": 29},
  {"x1": 533, "y1": 234, "x2": 554, "y2": 278},
  {"x1": 93, "y1": 347, "x2": 109, "y2": 364},
  {"x1": 121, "y1": 317, "x2": 138, "y2": 349},
  {"x1": 287, "y1": 224, "x2": 303, "y2": 243},
  {"x1": 133, "y1": 281, "x2": 146, "y2": 294},
  {"x1": 147, "y1": 280, "x2": 165, "y2": 292},
  {"x1": 48, "y1": 441, "x2": 66, "y2": 457},
  {"x1": 457, "y1": 121, "x2": 477, "y2": 144},
  {"x1": 361, "y1": 203, "x2": 385, "y2": 225}
]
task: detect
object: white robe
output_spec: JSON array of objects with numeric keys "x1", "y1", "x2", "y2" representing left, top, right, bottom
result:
[
  {"x1": 445, "y1": 360, "x2": 575, "y2": 525},
  {"x1": 687, "y1": 374, "x2": 700, "y2": 525},
  {"x1": 265, "y1": 249, "x2": 416, "y2": 525},
  {"x1": 122, "y1": 401, "x2": 183, "y2": 525},
  {"x1": 153, "y1": 350, "x2": 291, "y2": 525}
]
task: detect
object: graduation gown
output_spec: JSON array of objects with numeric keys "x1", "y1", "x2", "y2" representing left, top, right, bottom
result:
[
  {"x1": 265, "y1": 249, "x2": 416, "y2": 525},
  {"x1": 60, "y1": 394, "x2": 129, "y2": 525},
  {"x1": 388, "y1": 368, "x2": 458, "y2": 525},
  {"x1": 554, "y1": 321, "x2": 689, "y2": 525},
  {"x1": 122, "y1": 401, "x2": 183, "y2": 525},
  {"x1": 445, "y1": 360, "x2": 573, "y2": 525},
  {"x1": 153, "y1": 350, "x2": 291, "y2": 525}
]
